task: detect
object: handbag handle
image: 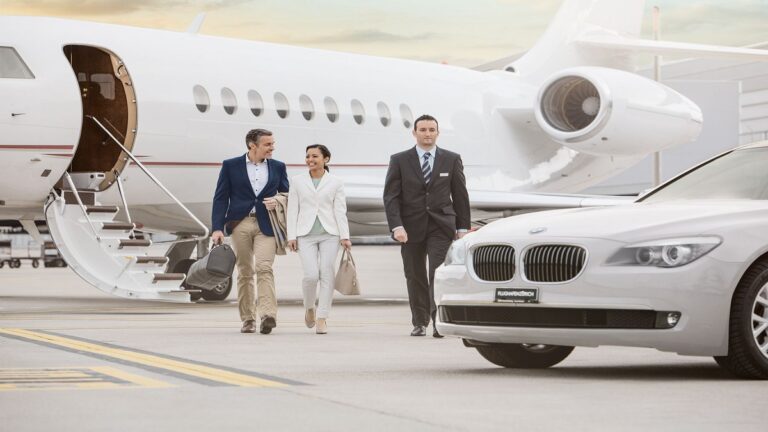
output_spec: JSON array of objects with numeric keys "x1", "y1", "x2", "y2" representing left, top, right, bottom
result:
[{"x1": 341, "y1": 248, "x2": 356, "y2": 266}]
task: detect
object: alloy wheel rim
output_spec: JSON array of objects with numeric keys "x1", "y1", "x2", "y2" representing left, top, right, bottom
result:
[{"x1": 753, "y1": 283, "x2": 768, "y2": 360}]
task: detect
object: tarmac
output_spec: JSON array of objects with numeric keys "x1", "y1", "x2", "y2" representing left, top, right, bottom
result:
[{"x1": 0, "y1": 245, "x2": 766, "y2": 431}]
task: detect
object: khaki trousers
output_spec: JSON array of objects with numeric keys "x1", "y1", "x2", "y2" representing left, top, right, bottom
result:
[{"x1": 231, "y1": 217, "x2": 277, "y2": 322}]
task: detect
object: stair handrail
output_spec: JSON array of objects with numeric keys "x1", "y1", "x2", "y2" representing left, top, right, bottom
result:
[
  {"x1": 62, "y1": 172, "x2": 101, "y2": 241},
  {"x1": 86, "y1": 115, "x2": 209, "y2": 242},
  {"x1": 113, "y1": 170, "x2": 133, "y2": 226}
]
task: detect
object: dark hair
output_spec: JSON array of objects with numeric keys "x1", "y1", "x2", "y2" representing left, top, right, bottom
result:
[
  {"x1": 413, "y1": 114, "x2": 439, "y2": 131},
  {"x1": 306, "y1": 144, "x2": 331, "y2": 172},
  {"x1": 245, "y1": 128, "x2": 273, "y2": 149}
]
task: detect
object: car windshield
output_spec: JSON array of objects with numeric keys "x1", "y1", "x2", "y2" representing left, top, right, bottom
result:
[{"x1": 640, "y1": 147, "x2": 768, "y2": 203}]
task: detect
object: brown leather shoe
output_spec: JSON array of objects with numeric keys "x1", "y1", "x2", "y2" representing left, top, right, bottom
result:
[
  {"x1": 260, "y1": 316, "x2": 276, "y2": 334},
  {"x1": 240, "y1": 320, "x2": 256, "y2": 333}
]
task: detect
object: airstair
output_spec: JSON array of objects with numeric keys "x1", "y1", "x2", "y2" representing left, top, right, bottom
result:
[{"x1": 44, "y1": 117, "x2": 210, "y2": 302}]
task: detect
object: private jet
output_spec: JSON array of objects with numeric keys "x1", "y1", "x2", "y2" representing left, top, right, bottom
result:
[{"x1": 1, "y1": 0, "x2": 766, "y2": 301}]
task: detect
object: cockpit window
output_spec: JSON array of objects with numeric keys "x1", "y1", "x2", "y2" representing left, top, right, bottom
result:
[{"x1": 0, "y1": 47, "x2": 35, "y2": 79}]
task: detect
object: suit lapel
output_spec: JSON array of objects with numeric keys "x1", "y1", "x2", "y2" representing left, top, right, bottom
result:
[
  {"x1": 238, "y1": 155, "x2": 257, "y2": 199},
  {"x1": 430, "y1": 147, "x2": 449, "y2": 189},
  {"x1": 407, "y1": 147, "x2": 426, "y2": 186}
]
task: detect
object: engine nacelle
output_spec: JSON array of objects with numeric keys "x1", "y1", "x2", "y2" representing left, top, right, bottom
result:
[{"x1": 534, "y1": 67, "x2": 703, "y2": 156}]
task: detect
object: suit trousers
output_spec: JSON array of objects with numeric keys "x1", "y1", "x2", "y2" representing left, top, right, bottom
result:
[
  {"x1": 401, "y1": 221, "x2": 453, "y2": 327},
  {"x1": 231, "y1": 216, "x2": 277, "y2": 322},
  {"x1": 297, "y1": 233, "x2": 340, "y2": 319}
]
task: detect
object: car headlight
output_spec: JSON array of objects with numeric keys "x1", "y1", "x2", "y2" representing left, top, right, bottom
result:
[
  {"x1": 443, "y1": 236, "x2": 469, "y2": 266},
  {"x1": 607, "y1": 236, "x2": 721, "y2": 268}
]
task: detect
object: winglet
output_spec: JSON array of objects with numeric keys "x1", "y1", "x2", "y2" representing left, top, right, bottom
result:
[{"x1": 187, "y1": 13, "x2": 206, "y2": 34}]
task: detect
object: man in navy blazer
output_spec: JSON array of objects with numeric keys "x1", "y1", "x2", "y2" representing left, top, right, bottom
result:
[{"x1": 211, "y1": 128, "x2": 289, "y2": 334}]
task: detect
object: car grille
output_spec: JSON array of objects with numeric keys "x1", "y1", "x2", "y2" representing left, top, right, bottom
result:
[
  {"x1": 523, "y1": 245, "x2": 586, "y2": 282},
  {"x1": 471, "y1": 245, "x2": 515, "y2": 281},
  {"x1": 439, "y1": 306, "x2": 661, "y2": 329}
]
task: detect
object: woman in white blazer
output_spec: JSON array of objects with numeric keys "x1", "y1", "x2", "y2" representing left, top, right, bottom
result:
[{"x1": 287, "y1": 144, "x2": 351, "y2": 334}]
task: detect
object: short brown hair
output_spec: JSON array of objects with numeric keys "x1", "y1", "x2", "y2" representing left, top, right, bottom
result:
[{"x1": 245, "y1": 128, "x2": 273, "y2": 149}]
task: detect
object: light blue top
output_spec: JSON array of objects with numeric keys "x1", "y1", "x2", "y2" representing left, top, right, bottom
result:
[{"x1": 307, "y1": 177, "x2": 327, "y2": 236}]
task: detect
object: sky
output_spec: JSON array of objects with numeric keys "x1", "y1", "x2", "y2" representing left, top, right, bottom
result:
[{"x1": 2, "y1": 0, "x2": 768, "y2": 67}]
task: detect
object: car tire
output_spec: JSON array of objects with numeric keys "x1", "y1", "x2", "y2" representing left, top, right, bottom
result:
[
  {"x1": 172, "y1": 259, "x2": 203, "y2": 301},
  {"x1": 475, "y1": 343, "x2": 574, "y2": 369},
  {"x1": 201, "y1": 277, "x2": 232, "y2": 301},
  {"x1": 714, "y1": 260, "x2": 768, "y2": 379},
  {"x1": 32, "y1": 259, "x2": 39, "y2": 268}
]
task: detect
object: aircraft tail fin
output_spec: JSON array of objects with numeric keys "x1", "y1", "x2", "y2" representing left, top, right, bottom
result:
[
  {"x1": 509, "y1": 0, "x2": 646, "y2": 80},
  {"x1": 509, "y1": 0, "x2": 768, "y2": 81}
]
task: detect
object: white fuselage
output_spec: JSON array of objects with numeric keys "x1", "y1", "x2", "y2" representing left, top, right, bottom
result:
[{"x1": 0, "y1": 16, "x2": 692, "y2": 234}]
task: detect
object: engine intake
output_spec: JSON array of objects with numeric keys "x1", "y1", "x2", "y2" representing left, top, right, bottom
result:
[{"x1": 534, "y1": 67, "x2": 702, "y2": 156}]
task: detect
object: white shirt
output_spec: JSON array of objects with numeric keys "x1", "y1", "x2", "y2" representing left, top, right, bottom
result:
[
  {"x1": 245, "y1": 154, "x2": 268, "y2": 212},
  {"x1": 415, "y1": 145, "x2": 436, "y2": 174}
]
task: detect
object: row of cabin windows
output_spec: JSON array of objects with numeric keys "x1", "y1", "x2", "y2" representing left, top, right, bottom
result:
[{"x1": 193, "y1": 85, "x2": 414, "y2": 129}]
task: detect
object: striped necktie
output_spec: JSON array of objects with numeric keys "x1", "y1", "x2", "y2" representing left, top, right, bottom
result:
[{"x1": 422, "y1": 152, "x2": 432, "y2": 184}]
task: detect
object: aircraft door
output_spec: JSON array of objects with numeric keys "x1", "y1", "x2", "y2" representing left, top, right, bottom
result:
[{"x1": 63, "y1": 45, "x2": 137, "y2": 191}]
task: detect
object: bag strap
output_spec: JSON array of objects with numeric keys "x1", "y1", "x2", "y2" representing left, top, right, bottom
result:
[{"x1": 342, "y1": 249, "x2": 355, "y2": 266}]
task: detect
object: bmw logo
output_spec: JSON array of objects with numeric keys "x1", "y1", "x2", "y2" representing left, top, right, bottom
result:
[{"x1": 529, "y1": 227, "x2": 547, "y2": 234}]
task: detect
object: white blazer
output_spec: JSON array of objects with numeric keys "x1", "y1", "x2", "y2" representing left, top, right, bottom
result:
[{"x1": 287, "y1": 172, "x2": 350, "y2": 241}]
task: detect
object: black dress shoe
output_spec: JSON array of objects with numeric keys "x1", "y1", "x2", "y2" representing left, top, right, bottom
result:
[
  {"x1": 260, "y1": 316, "x2": 276, "y2": 334},
  {"x1": 432, "y1": 326, "x2": 444, "y2": 338},
  {"x1": 410, "y1": 325, "x2": 426, "y2": 336}
]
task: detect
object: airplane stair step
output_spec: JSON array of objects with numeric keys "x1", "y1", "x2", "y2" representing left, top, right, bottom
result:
[
  {"x1": 45, "y1": 192, "x2": 193, "y2": 302},
  {"x1": 83, "y1": 205, "x2": 120, "y2": 222},
  {"x1": 125, "y1": 256, "x2": 168, "y2": 271},
  {"x1": 98, "y1": 222, "x2": 135, "y2": 239}
]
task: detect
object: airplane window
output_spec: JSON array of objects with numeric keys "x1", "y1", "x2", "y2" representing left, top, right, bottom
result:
[
  {"x1": 351, "y1": 99, "x2": 365, "y2": 125},
  {"x1": 221, "y1": 87, "x2": 237, "y2": 115},
  {"x1": 400, "y1": 104, "x2": 413, "y2": 129},
  {"x1": 275, "y1": 92, "x2": 290, "y2": 119},
  {"x1": 0, "y1": 47, "x2": 34, "y2": 79},
  {"x1": 193, "y1": 85, "x2": 210, "y2": 113},
  {"x1": 299, "y1": 94, "x2": 314, "y2": 121},
  {"x1": 324, "y1": 97, "x2": 339, "y2": 123},
  {"x1": 377, "y1": 102, "x2": 391, "y2": 127},
  {"x1": 248, "y1": 90, "x2": 263, "y2": 116}
]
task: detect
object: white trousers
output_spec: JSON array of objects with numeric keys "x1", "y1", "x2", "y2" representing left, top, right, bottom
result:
[{"x1": 297, "y1": 233, "x2": 340, "y2": 319}]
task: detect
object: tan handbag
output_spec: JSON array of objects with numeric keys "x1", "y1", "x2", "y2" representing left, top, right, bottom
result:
[{"x1": 335, "y1": 249, "x2": 360, "y2": 295}]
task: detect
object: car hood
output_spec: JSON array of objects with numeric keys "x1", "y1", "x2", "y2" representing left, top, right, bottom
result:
[{"x1": 476, "y1": 200, "x2": 768, "y2": 243}]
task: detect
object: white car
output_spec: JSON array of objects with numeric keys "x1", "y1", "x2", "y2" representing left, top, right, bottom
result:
[{"x1": 435, "y1": 141, "x2": 768, "y2": 379}]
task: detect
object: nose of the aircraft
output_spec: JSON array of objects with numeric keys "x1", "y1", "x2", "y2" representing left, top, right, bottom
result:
[{"x1": 0, "y1": 42, "x2": 82, "y2": 213}]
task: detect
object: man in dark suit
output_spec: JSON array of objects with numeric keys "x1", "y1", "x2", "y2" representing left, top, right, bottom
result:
[
  {"x1": 212, "y1": 128, "x2": 289, "y2": 335},
  {"x1": 383, "y1": 114, "x2": 471, "y2": 337}
]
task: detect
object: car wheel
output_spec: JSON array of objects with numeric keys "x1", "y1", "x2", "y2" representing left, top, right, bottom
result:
[
  {"x1": 201, "y1": 277, "x2": 232, "y2": 301},
  {"x1": 475, "y1": 343, "x2": 574, "y2": 369},
  {"x1": 172, "y1": 258, "x2": 203, "y2": 301},
  {"x1": 0, "y1": 261, "x2": 4, "y2": 269},
  {"x1": 32, "y1": 259, "x2": 39, "y2": 268},
  {"x1": 12, "y1": 259, "x2": 21, "y2": 268},
  {"x1": 715, "y1": 260, "x2": 768, "y2": 379}
]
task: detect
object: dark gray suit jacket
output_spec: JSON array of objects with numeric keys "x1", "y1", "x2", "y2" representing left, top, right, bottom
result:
[{"x1": 383, "y1": 146, "x2": 471, "y2": 242}]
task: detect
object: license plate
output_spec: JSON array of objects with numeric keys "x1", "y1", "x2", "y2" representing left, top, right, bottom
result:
[{"x1": 495, "y1": 288, "x2": 538, "y2": 303}]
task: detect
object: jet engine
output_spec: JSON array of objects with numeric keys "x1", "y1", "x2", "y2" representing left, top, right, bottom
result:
[{"x1": 534, "y1": 67, "x2": 703, "y2": 156}]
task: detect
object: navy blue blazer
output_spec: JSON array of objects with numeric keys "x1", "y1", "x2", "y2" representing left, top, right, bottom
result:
[{"x1": 212, "y1": 155, "x2": 289, "y2": 237}]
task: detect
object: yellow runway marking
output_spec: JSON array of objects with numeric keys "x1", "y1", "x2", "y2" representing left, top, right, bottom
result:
[
  {"x1": 0, "y1": 366, "x2": 171, "y2": 391},
  {"x1": 0, "y1": 328, "x2": 290, "y2": 388}
]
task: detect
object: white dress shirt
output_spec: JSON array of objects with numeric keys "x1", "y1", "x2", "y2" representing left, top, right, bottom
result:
[{"x1": 245, "y1": 154, "x2": 268, "y2": 212}]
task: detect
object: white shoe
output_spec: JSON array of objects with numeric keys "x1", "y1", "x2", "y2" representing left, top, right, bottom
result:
[
  {"x1": 316, "y1": 318, "x2": 327, "y2": 334},
  {"x1": 305, "y1": 308, "x2": 316, "y2": 328}
]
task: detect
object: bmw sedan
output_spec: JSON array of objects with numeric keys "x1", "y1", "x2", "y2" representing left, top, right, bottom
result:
[{"x1": 434, "y1": 141, "x2": 768, "y2": 379}]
